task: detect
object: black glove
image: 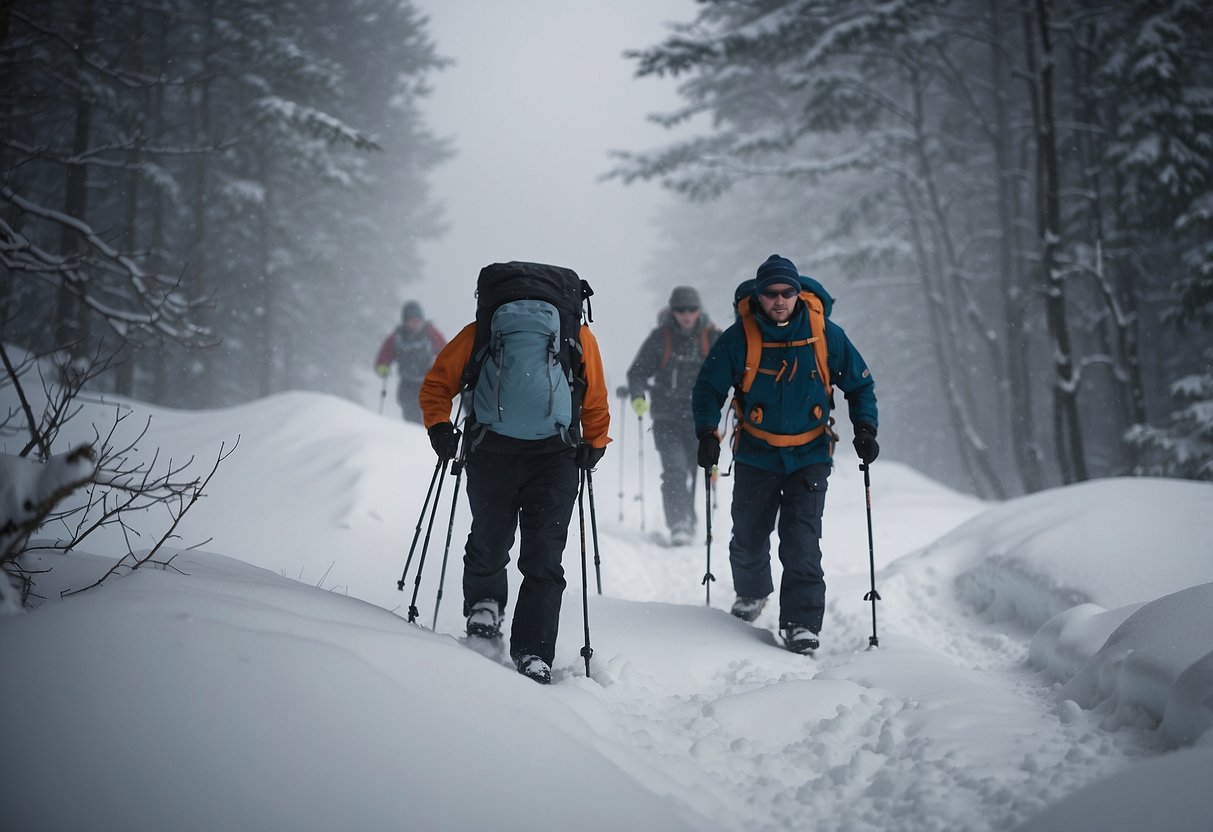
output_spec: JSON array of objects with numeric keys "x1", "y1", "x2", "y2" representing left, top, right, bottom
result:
[
  {"x1": 697, "y1": 430, "x2": 720, "y2": 470},
  {"x1": 428, "y1": 421, "x2": 460, "y2": 461},
  {"x1": 577, "y1": 443, "x2": 605, "y2": 471},
  {"x1": 853, "y1": 423, "x2": 879, "y2": 464}
]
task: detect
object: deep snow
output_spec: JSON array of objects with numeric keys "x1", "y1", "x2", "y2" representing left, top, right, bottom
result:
[{"x1": 3, "y1": 384, "x2": 1212, "y2": 831}]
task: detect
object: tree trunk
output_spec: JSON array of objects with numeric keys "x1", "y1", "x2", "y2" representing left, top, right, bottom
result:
[
  {"x1": 989, "y1": 0, "x2": 1044, "y2": 493},
  {"x1": 150, "y1": 7, "x2": 171, "y2": 404},
  {"x1": 53, "y1": 0, "x2": 95, "y2": 357},
  {"x1": 188, "y1": 0, "x2": 215, "y2": 407},
  {"x1": 1028, "y1": 0, "x2": 1087, "y2": 482},
  {"x1": 114, "y1": 6, "x2": 146, "y2": 399},
  {"x1": 908, "y1": 67, "x2": 1008, "y2": 498},
  {"x1": 258, "y1": 150, "x2": 277, "y2": 399}
]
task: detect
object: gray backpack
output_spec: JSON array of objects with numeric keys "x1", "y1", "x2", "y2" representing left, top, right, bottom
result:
[
  {"x1": 460, "y1": 261, "x2": 593, "y2": 447},
  {"x1": 472, "y1": 298, "x2": 573, "y2": 441}
]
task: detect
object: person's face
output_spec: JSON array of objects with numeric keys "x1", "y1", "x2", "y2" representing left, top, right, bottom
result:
[
  {"x1": 671, "y1": 305, "x2": 700, "y2": 331},
  {"x1": 403, "y1": 316, "x2": 424, "y2": 333},
  {"x1": 757, "y1": 283, "x2": 798, "y2": 323}
]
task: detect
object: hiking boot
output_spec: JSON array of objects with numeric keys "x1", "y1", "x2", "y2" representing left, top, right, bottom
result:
[
  {"x1": 730, "y1": 595, "x2": 767, "y2": 622},
  {"x1": 512, "y1": 654, "x2": 552, "y2": 685},
  {"x1": 669, "y1": 526, "x2": 693, "y2": 546},
  {"x1": 466, "y1": 599, "x2": 501, "y2": 639},
  {"x1": 780, "y1": 625, "x2": 820, "y2": 655}
]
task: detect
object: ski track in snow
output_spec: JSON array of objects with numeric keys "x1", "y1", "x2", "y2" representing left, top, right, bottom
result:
[{"x1": 551, "y1": 518, "x2": 1160, "y2": 832}]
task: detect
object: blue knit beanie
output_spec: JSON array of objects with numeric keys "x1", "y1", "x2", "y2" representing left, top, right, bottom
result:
[{"x1": 754, "y1": 254, "x2": 800, "y2": 292}]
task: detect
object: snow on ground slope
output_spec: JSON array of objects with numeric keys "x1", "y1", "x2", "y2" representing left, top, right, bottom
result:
[{"x1": 4, "y1": 386, "x2": 1213, "y2": 831}]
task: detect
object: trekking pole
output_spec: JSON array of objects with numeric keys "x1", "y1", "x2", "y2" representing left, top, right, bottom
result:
[
  {"x1": 615, "y1": 386, "x2": 628, "y2": 524},
  {"x1": 587, "y1": 467, "x2": 602, "y2": 594},
  {"x1": 636, "y1": 410, "x2": 646, "y2": 533},
  {"x1": 431, "y1": 451, "x2": 466, "y2": 631},
  {"x1": 407, "y1": 457, "x2": 450, "y2": 623},
  {"x1": 577, "y1": 467, "x2": 594, "y2": 677},
  {"x1": 861, "y1": 462, "x2": 881, "y2": 648},
  {"x1": 396, "y1": 458, "x2": 443, "y2": 592},
  {"x1": 702, "y1": 466, "x2": 716, "y2": 606},
  {"x1": 377, "y1": 375, "x2": 388, "y2": 415}
]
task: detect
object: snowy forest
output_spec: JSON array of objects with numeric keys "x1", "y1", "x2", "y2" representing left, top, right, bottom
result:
[
  {"x1": 614, "y1": 0, "x2": 1213, "y2": 495},
  {"x1": 0, "y1": 0, "x2": 449, "y2": 408},
  {"x1": 2, "y1": 0, "x2": 1212, "y2": 497}
]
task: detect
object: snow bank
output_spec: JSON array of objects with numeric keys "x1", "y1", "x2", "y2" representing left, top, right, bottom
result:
[
  {"x1": 948, "y1": 478, "x2": 1213, "y2": 625},
  {"x1": 890, "y1": 477, "x2": 1213, "y2": 750},
  {"x1": 1014, "y1": 746, "x2": 1213, "y2": 832},
  {"x1": 0, "y1": 551, "x2": 716, "y2": 832},
  {"x1": 1057, "y1": 583, "x2": 1213, "y2": 746}
]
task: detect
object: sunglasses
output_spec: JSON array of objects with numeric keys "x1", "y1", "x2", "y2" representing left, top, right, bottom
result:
[
  {"x1": 672, "y1": 306, "x2": 699, "y2": 314},
  {"x1": 760, "y1": 287, "x2": 800, "y2": 299}
]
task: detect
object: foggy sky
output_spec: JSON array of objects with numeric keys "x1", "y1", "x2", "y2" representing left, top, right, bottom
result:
[{"x1": 408, "y1": 0, "x2": 698, "y2": 386}]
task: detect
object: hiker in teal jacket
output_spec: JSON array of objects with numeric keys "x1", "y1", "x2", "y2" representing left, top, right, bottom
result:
[{"x1": 692, "y1": 254, "x2": 879, "y2": 654}]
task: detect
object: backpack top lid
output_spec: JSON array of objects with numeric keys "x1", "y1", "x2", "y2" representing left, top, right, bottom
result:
[{"x1": 474, "y1": 261, "x2": 591, "y2": 318}]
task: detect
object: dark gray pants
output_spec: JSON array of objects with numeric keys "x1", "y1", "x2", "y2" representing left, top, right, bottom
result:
[
  {"x1": 728, "y1": 461, "x2": 831, "y2": 631},
  {"x1": 652, "y1": 418, "x2": 699, "y2": 534},
  {"x1": 397, "y1": 380, "x2": 424, "y2": 424},
  {"x1": 462, "y1": 448, "x2": 579, "y2": 665}
]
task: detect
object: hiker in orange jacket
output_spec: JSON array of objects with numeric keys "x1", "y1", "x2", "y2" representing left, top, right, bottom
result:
[{"x1": 419, "y1": 269, "x2": 610, "y2": 684}]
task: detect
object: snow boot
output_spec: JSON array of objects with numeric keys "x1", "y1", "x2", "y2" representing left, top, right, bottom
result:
[
  {"x1": 780, "y1": 625, "x2": 820, "y2": 655},
  {"x1": 513, "y1": 654, "x2": 552, "y2": 685},
  {"x1": 730, "y1": 595, "x2": 767, "y2": 622},
  {"x1": 466, "y1": 599, "x2": 502, "y2": 639},
  {"x1": 669, "y1": 525, "x2": 693, "y2": 546}
]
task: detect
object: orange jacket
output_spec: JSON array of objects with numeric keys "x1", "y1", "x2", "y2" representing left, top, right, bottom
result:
[{"x1": 420, "y1": 322, "x2": 611, "y2": 449}]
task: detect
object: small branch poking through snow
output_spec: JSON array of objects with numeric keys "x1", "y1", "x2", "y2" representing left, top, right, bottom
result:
[{"x1": 61, "y1": 437, "x2": 239, "y2": 597}]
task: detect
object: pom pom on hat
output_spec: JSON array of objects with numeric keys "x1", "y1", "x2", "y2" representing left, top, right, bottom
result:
[{"x1": 755, "y1": 254, "x2": 800, "y2": 292}]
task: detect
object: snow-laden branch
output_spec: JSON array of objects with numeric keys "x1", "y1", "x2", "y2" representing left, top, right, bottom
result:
[{"x1": 0, "y1": 184, "x2": 212, "y2": 346}]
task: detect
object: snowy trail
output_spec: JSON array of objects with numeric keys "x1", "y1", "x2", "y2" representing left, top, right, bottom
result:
[{"x1": 536, "y1": 510, "x2": 1158, "y2": 832}]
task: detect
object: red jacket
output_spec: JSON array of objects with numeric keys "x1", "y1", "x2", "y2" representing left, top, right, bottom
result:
[{"x1": 375, "y1": 322, "x2": 446, "y2": 368}]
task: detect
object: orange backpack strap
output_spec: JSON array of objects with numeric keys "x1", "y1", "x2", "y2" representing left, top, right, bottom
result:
[
  {"x1": 802, "y1": 291, "x2": 831, "y2": 399},
  {"x1": 738, "y1": 295, "x2": 763, "y2": 394}
]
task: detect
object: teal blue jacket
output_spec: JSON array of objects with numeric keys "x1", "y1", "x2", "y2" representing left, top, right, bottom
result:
[{"x1": 691, "y1": 280, "x2": 877, "y2": 473}]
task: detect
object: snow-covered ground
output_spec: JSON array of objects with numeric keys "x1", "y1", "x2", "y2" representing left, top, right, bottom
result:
[{"x1": 3, "y1": 383, "x2": 1212, "y2": 831}]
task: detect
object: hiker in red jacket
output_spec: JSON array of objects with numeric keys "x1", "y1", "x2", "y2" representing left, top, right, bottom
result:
[{"x1": 375, "y1": 301, "x2": 446, "y2": 423}]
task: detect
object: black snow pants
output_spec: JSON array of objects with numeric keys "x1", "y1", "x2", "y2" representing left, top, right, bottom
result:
[
  {"x1": 728, "y1": 461, "x2": 832, "y2": 632},
  {"x1": 652, "y1": 417, "x2": 699, "y2": 534},
  {"x1": 462, "y1": 446, "x2": 579, "y2": 666}
]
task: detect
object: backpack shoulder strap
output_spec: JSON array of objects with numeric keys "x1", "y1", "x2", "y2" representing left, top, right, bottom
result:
[
  {"x1": 738, "y1": 296, "x2": 763, "y2": 394},
  {"x1": 659, "y1": 325, "x2": 672, "y2": 369},
  {"x1": 802, "y1": 291, "x2": 831, "y2": 400}
]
